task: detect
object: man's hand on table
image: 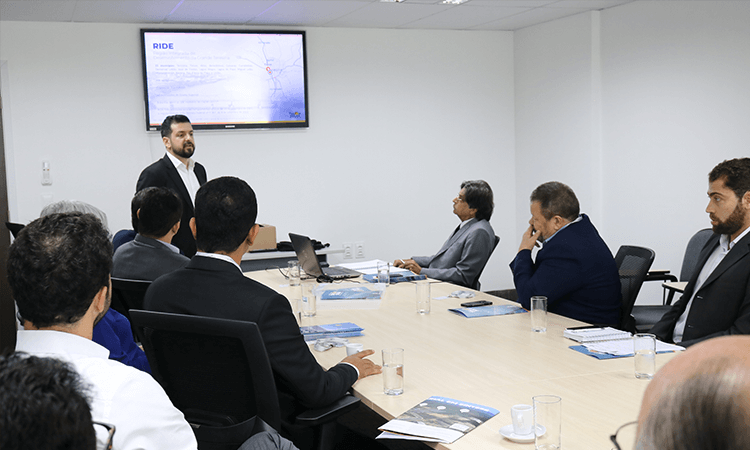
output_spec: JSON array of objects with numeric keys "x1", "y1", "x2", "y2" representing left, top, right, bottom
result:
[
  {"x1": 394, "y1": 258, "x2": 422, "y2": 275},
  {"x1": 342, "y1": 350, "x2": 382, "y2": 381}
]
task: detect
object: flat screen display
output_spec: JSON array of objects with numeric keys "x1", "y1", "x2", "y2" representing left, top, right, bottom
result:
[{"x1": 141, "y1": 29, "x2": 308, "y2": 131}]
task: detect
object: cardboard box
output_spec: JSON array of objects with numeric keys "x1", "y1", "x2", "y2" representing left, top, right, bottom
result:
[{"x1": 247, "y1": 224, "x2": 277, "y2": 252}]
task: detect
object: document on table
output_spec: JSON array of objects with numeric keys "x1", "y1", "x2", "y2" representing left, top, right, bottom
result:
[
  {"x1": 338, "y1": 259, "x2": 413, "y2": 276},
  {"x1": 583, "y1": 339, "x2": 685, "y2": 356}
]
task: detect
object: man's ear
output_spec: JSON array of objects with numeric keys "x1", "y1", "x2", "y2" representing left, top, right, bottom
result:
[
  {"x1": 742, "y1": 191, "x2": 750, "y2": 208},
  {"x1": 136, "y1": 208, "x2": 141, "y2": 219},
  {"x1": 190, "y1": 217, "x2": 197, "y2": 239},
  {"x1": 171, "y1": 220, "x2": 181, "y2": 235},
  {"x1": 247, "y1": 224, "x2": 260, "y2": 246},
  {"x1": 92, "y1": 283, "x2": 109, "y2": 315},
  {"x1": 162, "y1": 136, "x2": 170, "y2": 149}
]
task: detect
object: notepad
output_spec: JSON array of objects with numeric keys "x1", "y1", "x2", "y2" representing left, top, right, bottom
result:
[{"x1": 563, "y1": 326, "x2": 632, "y2": 343}]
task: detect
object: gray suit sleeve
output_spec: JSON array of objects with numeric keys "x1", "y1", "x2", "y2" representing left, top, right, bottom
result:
[{"x1": 420, "y1": 228, "x2": 493, "y2": 287}]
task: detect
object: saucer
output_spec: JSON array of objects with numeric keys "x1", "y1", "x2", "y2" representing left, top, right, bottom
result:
[{"x1": 499, "y1": 424, "x2": 545, "y2": 443}]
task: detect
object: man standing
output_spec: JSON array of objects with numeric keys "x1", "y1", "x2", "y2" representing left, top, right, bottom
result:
[
  {"x1": 113, "y1": 187, "x2": 190, "y2": 280},
  {"x1": 9, "y1": 212, "x2": 197, "y2": 450},
  {"x1": 510, "y1": 181, "x2": 621, "y2": 325},
  {"x1": 395, "y1": 180, "x2": 496, "y2": 289},
  {"x1": 144, "y1": 177, "x2": 380, "y2": 445},
  {"x1": 650, "y1": 158, "x2": 750, "y2": 347},
  {"x1": 137, "y1": 114, "x2": 207, "y2": 257}
]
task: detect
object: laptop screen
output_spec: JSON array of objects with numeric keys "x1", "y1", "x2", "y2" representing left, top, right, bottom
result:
[{"x1": 289, "y1": 233, "x2": 324, "y2": 277}]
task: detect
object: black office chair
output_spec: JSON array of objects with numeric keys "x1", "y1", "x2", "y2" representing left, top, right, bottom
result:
[
  {"x1": 615, "y1": 245, "x2": 655, "y2": 333},
  {"x1": 111, "y1": 278, "x2": 152, "y2": 340},
  {"x1": 5, "y1": 221, "x2": 24, "y2": 238},
  {"x1": 472, "y1": 235, "x2": 500, "y2": 291},
  {"x1": 631, "y1": 228, "x2": 713, "y2": 332},
  {"x1": 129, "y1": 310, "x2": 359, "y2": 450}
]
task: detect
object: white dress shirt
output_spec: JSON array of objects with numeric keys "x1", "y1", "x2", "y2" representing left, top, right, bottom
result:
[
  {"x1": 16, "y1": 330, "x2": 197, "y2": 450},
  {"x1": 166, "y1": 152, "x2": 201, "y2": 206},
  {"x1": 673, "y1": 225, "x2": 750, "y2": 342}
]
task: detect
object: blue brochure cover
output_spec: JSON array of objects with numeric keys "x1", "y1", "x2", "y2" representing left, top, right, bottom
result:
[
  {"x1": 320, "y1": 287, "x2": 383, "y2": 300},
  {"x1": 363, "y1": 273, "x2": 427, "y2": 284},
  {"x1": 449, "y1": 305, "x2": 527, "y2": 318}
]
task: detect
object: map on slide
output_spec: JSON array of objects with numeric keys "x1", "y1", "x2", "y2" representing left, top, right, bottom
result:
[{"x1": 143, "y1": 32, "x2": 307, "y2": 127}]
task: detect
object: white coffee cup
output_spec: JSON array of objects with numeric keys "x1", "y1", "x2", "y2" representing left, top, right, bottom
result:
[
  {"x1": 345, "y1": 343, "x2": 363, "y2": 356},
  {"x1": 511, "y1": 404, "x2": 533, "y2": 436}
]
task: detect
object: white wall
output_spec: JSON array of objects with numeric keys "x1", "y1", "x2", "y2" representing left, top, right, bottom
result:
[
  {"x1": 515, "y1": 1, "x2": 750, "y2": 303},
  {"x1": 0, "y1": 22, "x2": 516, "y2": 290}
]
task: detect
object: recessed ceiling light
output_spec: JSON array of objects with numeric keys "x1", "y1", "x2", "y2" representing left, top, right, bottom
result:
[
  {"x1": 441, "y1": 0, "x2": 469, "y2": 4},
  {"x1": 380, "y1": 0, "x2": 406, "y2": 3}
]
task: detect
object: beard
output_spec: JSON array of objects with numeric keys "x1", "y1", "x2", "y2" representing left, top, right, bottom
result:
[
  {"x1": 93, "y1": 287, "x2": 112, "y2": 327},
  {"x1": 712, "y1": 202, "x2": 746, "y2": 236},
  {"x1": 172, "y1": 141, "x2": 195, "y2": 159}
]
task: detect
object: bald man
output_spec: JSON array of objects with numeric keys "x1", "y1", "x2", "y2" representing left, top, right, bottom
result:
[{"x1": 636, "y1": 335, "x2": 750, "y2": 449}]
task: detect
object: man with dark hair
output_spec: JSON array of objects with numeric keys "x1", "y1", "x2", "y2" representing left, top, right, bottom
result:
[
  {"x1": 650, "y1": 157, "x2": 750, "y2": 346},
  {"x1": 634, "y1": 335, "x2": 750, "y2": 449},
  {"x1": 144, "y1": 176, "x2": 381, "y2": 446},
  {"x1": 10, "y1": 212, "x2": 197, "y2": 450},
  {"x1": 510, "y1": 181, "x2": 621, "y2": 325},
  {"x1": 395, "y1": 180, "x2": 496, "y2": 289},
  {"x1": 113, "y1": 187, "x2": 190, "y2": 280},
  {"x1": 0, "y1": 353, "x2": 97, "y2": 450},
  {"x1": 137, "y1": 114, "x2": 207, "y2": 257}
]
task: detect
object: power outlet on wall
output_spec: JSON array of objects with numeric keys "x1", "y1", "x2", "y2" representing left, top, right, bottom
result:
[
  {"x1": 355, "y1": 242, "x2": 365, "y2": 259},
  {"x1": 343, "y1": 242, "x2": 353, "y2": 259}
]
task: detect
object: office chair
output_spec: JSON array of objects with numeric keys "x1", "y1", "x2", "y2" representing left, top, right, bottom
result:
[
  {"x1": 473, "y1": 235, "x2": 500, "y2": 291},
  {"x1": 631, "y1": 228, "x2": 713, "y2": 332},
  {"x1": 615, "y1": 245, "x2": 655, "y2": 333},
  {"x1": 129, "y1": 310, "x2": 359, "y2": 450},
  {"x1": 110, "y1": 278, "x2": 151, "y2": 338},
  {"x1": 5, "y1": 221, "x2": 24, "y2": 238}
]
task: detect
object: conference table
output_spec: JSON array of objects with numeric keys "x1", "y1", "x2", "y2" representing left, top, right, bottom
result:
[{"x1": 245, "y1": 269, "x2": 678, "y2": 449}]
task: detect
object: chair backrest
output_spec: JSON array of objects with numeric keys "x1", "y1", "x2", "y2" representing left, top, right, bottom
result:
[
  {"x1": 679, "y1": 228, "x2": 713, "y2": 281},
  {"x1": 110, "y1": 278, "x2": 151, "y2": 322},
  {"x1": 5, "y1": 221, "x2": 24, "y2": 238},
  {"x1": 129, "y1": 310, "x2": 282, "y2": 442},
  {"x1": 615, "y1": 245, "x2": 655, "y2": 332},
  {"x1": 471, "y1": 235, "x2": 500, "y2": 291}
]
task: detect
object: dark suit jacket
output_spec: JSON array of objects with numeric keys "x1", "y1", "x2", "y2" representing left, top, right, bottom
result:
[
  {"x1": 412, "y1": 218, "x2": 495, "y2": 288},
  {"x1": 112, "y1": 234, "x2": 189, "y2": 281},
  {"x1": 510, "y1": 214, "x2": 621, "y2": 325},
  {"x1": 136, "y1": 154, "x2": 207, "y2": 257},
  {"x1": 143, "y1": 256, "x2": 358, "y2": 421},
  {"x1": 650, "y1": 231, "x2": 750, "y2": 347}
]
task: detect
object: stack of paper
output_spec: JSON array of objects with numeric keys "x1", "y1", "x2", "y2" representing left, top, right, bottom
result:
[{"x1": 563, "y1": 327, "x2": 632, "y2": 343}]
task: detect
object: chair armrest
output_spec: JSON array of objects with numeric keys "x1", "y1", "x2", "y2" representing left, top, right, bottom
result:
[
  {"x1": 295, "y1": 395, "x2": 361, "y2": 427},
  {"x1": 644, "y1": 271, "x2": 678, "y2": 282}
]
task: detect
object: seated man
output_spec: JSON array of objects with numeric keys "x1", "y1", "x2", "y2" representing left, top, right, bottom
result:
[
  {"x1": 144, "y1": 176, "x2": 381, "y2": 444},
  {"x1": 633, "y1": 335, "x2": 750, "y2": 449},
  {"x1": 0, "y1": 353, "x2": 97, "y2": 450},
  {"x1": 650, "y1": 158, "x2": 750, "y2": 347},
  {"x1": 113, "y1": 187, "x2": 190, "y2": 280},
  {"x1": 510, "y1": 181, "x2": 621, "y2": 325},
  {"x1": 9, "y1": 212, "x2": 198, "y2": 450},
  {"x1": 395, "y1": 180, "x2": 496, "y2": 289},
  {"x1": 39, "y1": 200, "x2": 149, "y2": 372}
]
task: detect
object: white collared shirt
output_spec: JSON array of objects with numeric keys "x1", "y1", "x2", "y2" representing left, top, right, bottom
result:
[
  {"x1": 196, "y1": 251, "x2": 243, "y2": 273},
  {"x1": 544, "y1": 214, "x2": 583, "y2": 244},
  {"x1": 673, "y1": 225, "x2": 750, "y2": 343},
  {"x1": 16, "y1": 330, "x2": 197, "y2": 450},
  {"x1": 166, "y1": 152, "x2": 201, "y2": 206},
  {"x1": 157, "y1": 238, "x2": 181, "y2": 254}
]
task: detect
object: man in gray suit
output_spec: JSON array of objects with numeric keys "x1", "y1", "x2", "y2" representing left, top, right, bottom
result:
[
  {"x1": 395, "y1": 180, "x2": 496, "y2": 289},
  {"x1": 113, "y1": 187, "x2": 190, "y2": 281}
]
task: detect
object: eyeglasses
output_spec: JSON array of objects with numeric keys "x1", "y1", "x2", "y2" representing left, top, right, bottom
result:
[
  {"x1": 93, "y1": 421, "x2": 116, "y2": 450},
  {"x1": 610, "y1": 420, "x2": 638, "y2": 450}
]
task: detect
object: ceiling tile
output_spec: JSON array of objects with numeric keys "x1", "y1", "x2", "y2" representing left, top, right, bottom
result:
[
  {"x1": 406, "y1": 5, "x2": 531, "y2": 30},
  {"x1": 324, "y1": 2, "x2": 447, "y2": 28},
  {"x1": 473, "y1": 6, "x2": 590, "y2": 30},
  {"x1": 250, "y1": 0, "x2": 371, "y2": 27},
  {"x1": 548, "y1": 0, "x2": 634, "y2": 8},
  {"x1": 72, "y1": 1, "x2": 178, "y2": 23},
  {"x1": 165, "y1": 1, "x2": 277, "y2": 24},
  {"x1": 0, "y1": 1, "x2": 77, "y2": 22}
]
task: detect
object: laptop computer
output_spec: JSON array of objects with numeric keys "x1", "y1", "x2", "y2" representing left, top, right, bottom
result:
[{"x1": 289, "y1": 233, "x2": 362, "y2": 280}]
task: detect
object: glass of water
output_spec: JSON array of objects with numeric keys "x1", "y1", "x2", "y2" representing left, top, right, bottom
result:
[
  {"x1": 382, "y1": 348, "x2": 404, "y2": 395},
  {"x1": 634, "y1": 333, "x2": 656, "y2": 379}
]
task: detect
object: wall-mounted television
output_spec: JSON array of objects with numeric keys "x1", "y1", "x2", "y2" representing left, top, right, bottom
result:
[{"x1": 141, "y1": 29, "x2": 308, "y2": 131}]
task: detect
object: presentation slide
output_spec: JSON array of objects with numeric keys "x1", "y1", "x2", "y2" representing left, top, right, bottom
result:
[{"x1": 143, "y1": 31, "x2": 307, "y2": 128}]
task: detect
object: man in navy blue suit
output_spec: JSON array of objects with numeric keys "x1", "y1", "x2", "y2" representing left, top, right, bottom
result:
[{"x1": 510, "y1": 181, "x2": 621, "y2": 325}]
